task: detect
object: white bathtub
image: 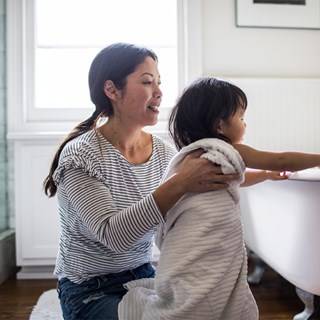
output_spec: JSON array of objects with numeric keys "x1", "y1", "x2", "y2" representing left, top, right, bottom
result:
[{"x1": 240, "y1": 168, "x2": 320, "y2": 319}]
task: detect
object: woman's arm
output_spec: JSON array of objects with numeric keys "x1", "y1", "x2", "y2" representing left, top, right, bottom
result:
[
  {"x1": 62, "y1": 151, "x2": 238, "y2": 252},
  {"x1": 63, "y1": 168, "x2": 164, "y2": 253},
  {"x1": 234, "y1": 144, "x2": 320, "y2": 172},
  {"x1": 241, "y1": 170, "x2": 288, "y2": 187}
]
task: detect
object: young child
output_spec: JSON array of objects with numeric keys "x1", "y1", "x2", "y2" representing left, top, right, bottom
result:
[{"x1": 118, "y1": 77, "x2": 320, "y2": 320}]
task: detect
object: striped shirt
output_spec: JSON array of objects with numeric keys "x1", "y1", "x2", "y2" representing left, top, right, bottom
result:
[{"x1": 52, "y1": 129, "x2": 176, "y2": 284}]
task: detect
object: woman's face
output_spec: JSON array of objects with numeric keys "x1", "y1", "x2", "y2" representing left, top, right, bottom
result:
[
  {"x1": 220, "y1": 107, "x2": 246, "y2": 144},
  {"x1": 113, "y1": 56, "x2": 162, "y2": 128}
]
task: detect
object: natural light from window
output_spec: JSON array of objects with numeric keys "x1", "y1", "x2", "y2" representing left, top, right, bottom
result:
[{"x1": 35, "y1": 0, "x2": 178, "y2": 120}]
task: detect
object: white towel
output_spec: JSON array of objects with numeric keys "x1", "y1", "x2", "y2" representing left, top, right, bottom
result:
[
  {"x1": 157, "y1": 138, "x2": 245, "y2": 249},
  {"x1": 118, "y1": 138, "x2": 258, "y2": 320},
  {"x1": 163, "y1": 138, "x2": 245, "y2": 177}
]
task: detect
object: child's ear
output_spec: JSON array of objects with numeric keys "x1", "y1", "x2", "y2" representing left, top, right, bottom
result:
[
  {"x1": 217, "y1": 119, "x2": 224, "y2": 134},
  {"x1": 103, "y1": 80, "x2": 119, "y2": 101}
]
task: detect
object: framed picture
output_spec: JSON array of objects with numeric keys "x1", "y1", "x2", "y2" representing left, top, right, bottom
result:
[{"x1": 236, "y1": 0, "x2": 320, "y2": 29}]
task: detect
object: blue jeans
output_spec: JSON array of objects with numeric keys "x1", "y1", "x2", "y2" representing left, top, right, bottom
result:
[{"x1": 57, "y1": 263, "x2": 155, "y2": 320}]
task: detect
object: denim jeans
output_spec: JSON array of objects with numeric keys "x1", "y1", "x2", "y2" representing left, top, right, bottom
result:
[{"x1": 57, "y1": 263, "x2": 155, "y2": 320}]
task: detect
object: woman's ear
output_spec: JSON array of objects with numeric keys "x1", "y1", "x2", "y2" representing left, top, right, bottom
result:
[{"x1": 103, "y1": 80, "x2": 119, "y2": 101}]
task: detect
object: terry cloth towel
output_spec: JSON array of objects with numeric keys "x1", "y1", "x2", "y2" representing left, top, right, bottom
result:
[{"x1": 118, "y1": 138, "x2": 259, "y2": 320}]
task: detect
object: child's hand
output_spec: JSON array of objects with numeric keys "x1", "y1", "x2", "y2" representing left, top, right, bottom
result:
[
  {"x1": 265, "y1": 171, "x2": 289, "y2": 181},
  {"x1": 242, "y1": 170, "x2": 288, "y2": 187}
]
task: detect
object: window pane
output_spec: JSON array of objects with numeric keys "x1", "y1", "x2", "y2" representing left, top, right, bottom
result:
[
  {"x1": 35, "y1": 48, "x2": 96, "y2": 109},
  {"x1": 36, "y1": 0, "x2": 177, "y2": 46},
  {"x1": 35, "y1": 0, "x2": 178, "y2": 111},
  {"x1": 156, "y1": 47, "x2": 178, "y2": 116}
]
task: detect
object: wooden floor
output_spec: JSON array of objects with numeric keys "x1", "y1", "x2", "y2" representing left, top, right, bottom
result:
[{"x1": 0, "y1": 266, "x2": 308, "y2": 320}]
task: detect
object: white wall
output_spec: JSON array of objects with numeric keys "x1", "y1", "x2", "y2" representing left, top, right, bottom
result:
[
  {"x1": 198, "y1": 0, "x2": 320, "y2": 153},
  {"x1": 202, "y1": 0, "x2": 320, "y2": 77}
]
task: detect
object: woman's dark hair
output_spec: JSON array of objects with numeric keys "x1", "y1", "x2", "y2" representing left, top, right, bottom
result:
[
  {"x1": 169, "y1": 77, "x2": 247, "y2": 150},
  {"x1": 44, "y1": 43, "x2": 158, "y2": 197}
]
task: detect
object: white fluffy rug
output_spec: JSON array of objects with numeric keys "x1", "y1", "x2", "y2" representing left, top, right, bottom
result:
[{"x1": 29, "y1": 289, "x2": 63, "y2": 320}]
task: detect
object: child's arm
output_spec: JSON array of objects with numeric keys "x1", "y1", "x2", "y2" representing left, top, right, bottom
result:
[
  {"x1": 234, "y1": 144, "x2": 320, "y2": 172},
  {"x1": 241, "y1": 170, "x2": 288, "y2": 187}
]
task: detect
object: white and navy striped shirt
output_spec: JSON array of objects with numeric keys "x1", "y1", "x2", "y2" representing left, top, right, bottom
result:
[{"x1": 53, "y1": 129, "x2": 176, "y2": 284}]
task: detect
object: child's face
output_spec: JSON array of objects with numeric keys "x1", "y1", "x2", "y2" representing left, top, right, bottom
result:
[{"x1": 219, "y1": 108, "x2": 246, "y2": 144}]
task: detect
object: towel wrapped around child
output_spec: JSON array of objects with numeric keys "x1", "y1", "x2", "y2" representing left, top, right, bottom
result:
[{"x1": 118, "y1": 138, "x2": 259, "y2": 320}]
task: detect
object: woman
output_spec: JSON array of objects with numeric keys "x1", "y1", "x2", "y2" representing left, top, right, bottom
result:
[{"x1": 43, "y1": 43, "x2": 236, "y2": 320}]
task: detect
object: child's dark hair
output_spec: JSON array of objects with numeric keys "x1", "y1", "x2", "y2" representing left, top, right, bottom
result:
[{"x1": 169, "y1": 77, "x2": 247, "y2": 150}]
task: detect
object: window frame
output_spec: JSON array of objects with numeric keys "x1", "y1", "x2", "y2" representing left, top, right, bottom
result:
[{"x1": 7, "y1": 0, "x2": 202, "y2": 136}]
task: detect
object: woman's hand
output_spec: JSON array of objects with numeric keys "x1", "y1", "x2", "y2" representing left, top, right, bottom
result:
[
  {"x1": 153, "y1": 149, "x2": 239, "y2": 216},
  {"x1": 174, "y1": 149, "x2": 239, "y2": 193}
]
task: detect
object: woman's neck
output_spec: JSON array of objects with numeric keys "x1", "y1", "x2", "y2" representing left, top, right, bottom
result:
[{"x1": 98, "y1": 119, "x2": 153, "y2": 164}]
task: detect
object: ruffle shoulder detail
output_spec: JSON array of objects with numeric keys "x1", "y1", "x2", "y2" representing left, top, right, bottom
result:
[{"x1": 52, "y1": 139, "x2": 105, "y2": 185}]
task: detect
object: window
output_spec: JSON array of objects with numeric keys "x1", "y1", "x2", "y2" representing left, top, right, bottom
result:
[
  {"x1": 35, "y1": 0, "x2": 177, "y2": 111},
  {"x1": 7, "y1": 0, "x2": 202, "y2": 134}
]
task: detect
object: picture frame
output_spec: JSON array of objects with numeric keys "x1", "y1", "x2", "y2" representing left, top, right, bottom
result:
[{"x1": 235, "y1": 0, "x2": 320, "y2": 29}]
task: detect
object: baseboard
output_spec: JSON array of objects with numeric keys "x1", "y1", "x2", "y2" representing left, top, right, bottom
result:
[
  {"x1": 17, "y1": 265, "x2": 56, "y2": 279},
  {"x1": 0, "y1": 229, "x2": 16, "y2": 284}
]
